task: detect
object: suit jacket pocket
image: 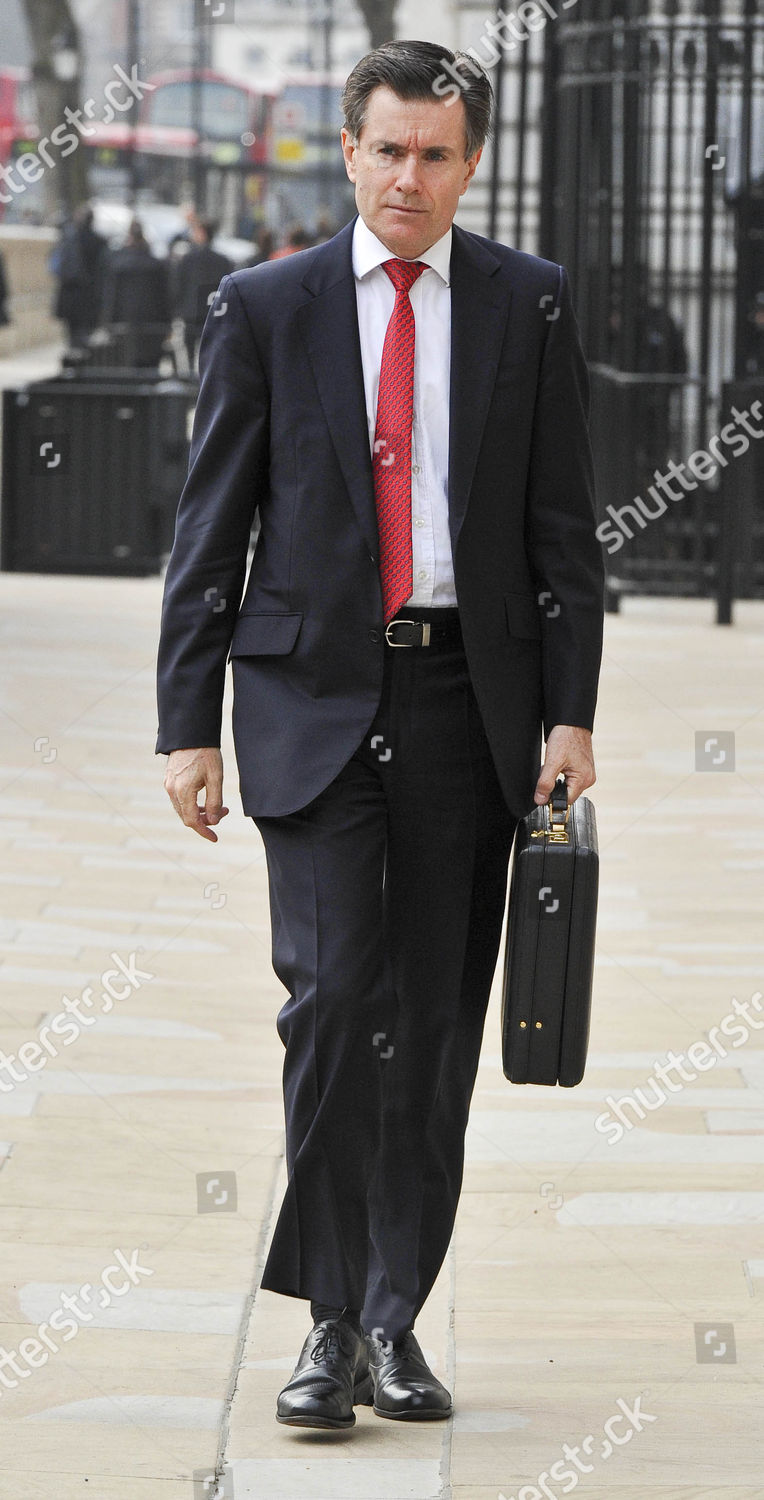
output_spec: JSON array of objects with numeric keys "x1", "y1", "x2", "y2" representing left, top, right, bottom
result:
[
  {"x1": 229, "y1": 611, "x2": 303, "y2": 659},
  {"x1": 505, "y1": 592, "x2": 542, "y2": 640}
]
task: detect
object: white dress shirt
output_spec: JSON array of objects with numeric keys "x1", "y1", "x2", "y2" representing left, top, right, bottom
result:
[{"x1": 351, "y1": 214, "x2": 457, "y2": 608}]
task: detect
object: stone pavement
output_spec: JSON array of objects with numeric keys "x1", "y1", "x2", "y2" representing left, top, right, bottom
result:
[
  {"x1": 1, "y1": 564, "x2": 763, "y2": 1500},
  {"x1": 0, "y1": 340, "x2": 63, "y2": 392}
]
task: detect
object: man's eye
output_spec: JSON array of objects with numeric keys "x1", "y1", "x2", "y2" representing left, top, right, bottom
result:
[{"x1": 378, "y1": 147, "x2": 445, "y2": 161}]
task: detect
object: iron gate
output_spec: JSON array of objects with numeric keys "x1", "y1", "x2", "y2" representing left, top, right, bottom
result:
[{"x1": 539, "y1": 0, "x2": 764, "y2": 607}]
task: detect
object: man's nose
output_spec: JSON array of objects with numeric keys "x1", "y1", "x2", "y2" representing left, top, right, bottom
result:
[{"x1": 394, "y1": 153, "x2": 422, "y2": 195}]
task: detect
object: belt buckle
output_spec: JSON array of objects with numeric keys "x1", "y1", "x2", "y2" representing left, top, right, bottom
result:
[{"x1": 384, "y1": 619, "x2": 431, "y2": 648}]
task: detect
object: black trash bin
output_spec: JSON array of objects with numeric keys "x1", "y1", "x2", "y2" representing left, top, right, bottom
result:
[
  {"x1": 1, "y1": 374, "x2": 197, "y2": 576},
  {"x1": 75, "y1": 323, "x2": 179, "y2": 378}
]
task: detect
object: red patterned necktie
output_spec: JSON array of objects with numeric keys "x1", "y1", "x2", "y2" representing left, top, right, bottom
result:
[{"x1": 372, "y1": 257, "x2": 426, "y2": 624}]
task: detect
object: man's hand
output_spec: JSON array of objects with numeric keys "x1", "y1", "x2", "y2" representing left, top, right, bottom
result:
[
  {"x1": 164, "y1": 748, "x2": 229, "y2": 842},
  {"x1": 534, "y1": 725, "x2": 595, "y2": 807}
]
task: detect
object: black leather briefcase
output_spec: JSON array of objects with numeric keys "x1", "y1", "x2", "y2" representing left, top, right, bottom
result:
[{"x1": 501, "y1": 778, "x2": 598, "y2": 1087}]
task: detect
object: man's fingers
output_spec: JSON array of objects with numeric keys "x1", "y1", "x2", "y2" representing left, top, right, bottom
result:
[
  {"x1": 533, "y1": 727, "x2": 596, "y2": 807},
  {"x1": 164, "y1": 748, "x2": 226, "y2": 841},
  {"x1": 180, "y1": 794, "x2": 227, "y2": 842},
  {"x1": 188, "y1": 810, "x2": 219, "y2": 842},
  {"x1": 534, "y1": 763, "x2": 560, "y2": 804},
  {"x1": 535, "y1": 767, "x2": 587, "y2": 806},
  {"x1": 201, "y1": 769, "x2": 226, "y2": 826},
  {"x1": 199, "y1": 804, "x2": 230, "y2": 835},
  {"x1": 534, "y1": 748, "x2": 567, "y2": 802},
  {"x1": 176, "y1": 779, "x2": 216, "y2": 839}
]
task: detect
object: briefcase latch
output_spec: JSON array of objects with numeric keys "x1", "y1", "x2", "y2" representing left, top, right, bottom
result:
[{"x1": 530, "y1": 803, "x2": 570, "y2": 844}]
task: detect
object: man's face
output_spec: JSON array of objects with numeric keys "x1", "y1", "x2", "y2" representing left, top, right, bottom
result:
[{"x1": 341, "y1": 85, "x2": 482, "y2": 259}]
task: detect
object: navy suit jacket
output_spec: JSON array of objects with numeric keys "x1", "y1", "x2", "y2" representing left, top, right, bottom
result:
[{"x1": 156, "y1": 215, "x2": 604, "y2": 819}]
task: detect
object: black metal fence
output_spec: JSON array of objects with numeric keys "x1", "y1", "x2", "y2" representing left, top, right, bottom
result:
[{"x1": 537, "y1": 0, "x2": 764, "y2": 611}]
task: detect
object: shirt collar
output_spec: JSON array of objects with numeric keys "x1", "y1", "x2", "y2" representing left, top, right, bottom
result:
[{"x1": 352, "y1": 213, "x2": 452, "y2": 287}]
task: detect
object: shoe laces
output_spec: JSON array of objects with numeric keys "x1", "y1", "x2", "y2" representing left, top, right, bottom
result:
[
  {"x1": 374, "y1": 1330, "x2": 416, "y2": 1363},
  {"x1": 310, "y1": 1319, "x2": 352, "y2": 1367}
]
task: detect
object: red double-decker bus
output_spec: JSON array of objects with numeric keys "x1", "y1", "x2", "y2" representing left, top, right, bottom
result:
[
  {"x1": 0, "y1": 65, "x2": 275, "y2": 223},
  {"x1": 0, "y1": 67, "x2": 45, "y2": 219},
  {"x1": 139, "y1": 67, "x2": 272, "y2": 160},
  {"x1": 0, "y1": 64, "x2": 354, "y2": 237},
  {"x1": 89, "y1": 67, "x2": 275, "y2": 214}
]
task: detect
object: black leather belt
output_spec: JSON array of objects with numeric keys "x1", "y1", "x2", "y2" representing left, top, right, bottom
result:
[{"x1": 384, "y1": 610, "x2": 462, "y2": 649}]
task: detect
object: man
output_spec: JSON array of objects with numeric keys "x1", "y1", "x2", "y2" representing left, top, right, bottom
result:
[
  {"x1": 171, "y1": 217, "x2": 233, "y2": 371},
  {"x1": 53, "y1": 204, "x2": 107, "y2": 349},
  {"x1": 101, "y1": 219, "x2": 172, "y2": 369},
  {"x1": 157, "y1": 40, "x2": 604, "y2": 1431}
]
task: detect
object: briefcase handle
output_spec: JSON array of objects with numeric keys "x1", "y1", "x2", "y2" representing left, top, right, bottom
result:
[
  {"x1": 530, "y1": 777, "x2": 571, "y2": 843},
  {"x1": 549, "y1": 776, "x2": 569, "y2": 822},
  {"x1": 532, "y1": 775, "x2": 570, "y2": 844}
]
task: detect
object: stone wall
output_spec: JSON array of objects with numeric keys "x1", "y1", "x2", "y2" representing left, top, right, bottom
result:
[{"x1": 0, "y1": 226, "x2": 62, "y2": 357}]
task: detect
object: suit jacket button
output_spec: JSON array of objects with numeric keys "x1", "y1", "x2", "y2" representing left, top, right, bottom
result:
[{"x1": 369, "y1": 628, "x2": 381, "y2": 644}]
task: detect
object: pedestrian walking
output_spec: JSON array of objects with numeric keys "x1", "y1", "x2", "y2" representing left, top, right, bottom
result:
[
  {"x1": 52, "y1": 204, "x2": 107, "y2": 348},
  {"x1": 157, "y1": 39, "x2": 604, "y2": 1431},
  {"x1": 172, "y1": 217, "x2": 233, "y2": 372},
  {"x1": 101, "y1": 219, "x2": 172, "y2": 368}
]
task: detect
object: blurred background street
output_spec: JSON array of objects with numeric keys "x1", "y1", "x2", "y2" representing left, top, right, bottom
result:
[{"x1": 1, "y1": 0, "x2": 764, "y2": 1496}]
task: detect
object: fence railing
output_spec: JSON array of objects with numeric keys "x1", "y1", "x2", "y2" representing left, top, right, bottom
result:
[{"x1": 589, "y1": 364, "x2": 764, "y2": 615}]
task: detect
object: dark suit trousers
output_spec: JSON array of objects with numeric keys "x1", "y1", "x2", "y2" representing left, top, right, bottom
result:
[{"x1": 253, "y1": 613, "x2": 517, "y2": 1345}]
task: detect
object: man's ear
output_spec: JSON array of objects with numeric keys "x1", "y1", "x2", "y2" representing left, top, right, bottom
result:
[
  {"x1": 460, "y1": 146, "x2": 483, "y2": 195},
  {"x1": 341, "y1": 128, "x2": 358, "y2": 182}
]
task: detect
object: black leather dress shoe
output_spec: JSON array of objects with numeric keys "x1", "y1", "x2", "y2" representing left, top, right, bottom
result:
[
  {"x1": 276, "y1": 1316, "x2": 372, "y2": 1428},
  {"x1": 367, "y1": 1330, "x2": 453, "y2": 1420}
]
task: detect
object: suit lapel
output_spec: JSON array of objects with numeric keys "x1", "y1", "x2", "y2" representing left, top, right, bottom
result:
[
  {"x1": 448, "y1": 225, "x2": 512, "y2": 552},
  {"x1": 297, "y1": 220, "x2": 379, "y2": 561},
  {"x1": 296, "y1": 217, "x2": 513, "y2": 565}
]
